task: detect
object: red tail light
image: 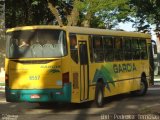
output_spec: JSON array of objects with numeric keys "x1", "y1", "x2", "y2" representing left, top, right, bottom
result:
[
  {"x1": 5, "y1": 74, "x2": 9, "y2": 87},
  {"x1": 62, "y1": 72, "x2": 69, "y2": 85}
]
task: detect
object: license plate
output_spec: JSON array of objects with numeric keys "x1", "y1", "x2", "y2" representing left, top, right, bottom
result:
[{"x1": 30, "y1": 94, "x2": 40, "y2": 99}]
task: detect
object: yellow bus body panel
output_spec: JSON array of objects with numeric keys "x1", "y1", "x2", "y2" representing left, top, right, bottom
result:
[
  {"x1": 88, "y1": 60, "x2": 149, "y2": 99},
  {"x1": 9, "y1": 59, "x2": 62, "y2": 89}
]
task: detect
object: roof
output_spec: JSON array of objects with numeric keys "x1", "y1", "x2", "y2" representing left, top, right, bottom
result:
[{"x1": 6, "y1": 25, "x2": 151, "y2": 39}]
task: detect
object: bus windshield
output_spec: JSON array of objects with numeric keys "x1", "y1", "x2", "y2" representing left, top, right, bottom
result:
[{"x1": 6, "y1": 29, "x2": 67, "y2": 58}]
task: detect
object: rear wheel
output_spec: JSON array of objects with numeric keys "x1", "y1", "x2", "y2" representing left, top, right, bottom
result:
[
  {"x1": 95, "y1": 82, "x2": 104, "y2": 107},
  {"x1": 138, "y1": 76, "x2": 148, "y2": 95},
  {"x1": 131, "y1": 76, "x2": 148, "y2": 96}
]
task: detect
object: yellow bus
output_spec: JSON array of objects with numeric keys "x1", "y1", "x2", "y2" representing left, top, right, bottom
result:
[{"x1": 5, "y1": 25, "x2": 153, "y2": 107}]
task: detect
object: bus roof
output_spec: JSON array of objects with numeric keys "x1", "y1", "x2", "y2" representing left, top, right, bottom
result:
[{"x1": 6, "y1": 25, "x2": 151, "y2": 39}]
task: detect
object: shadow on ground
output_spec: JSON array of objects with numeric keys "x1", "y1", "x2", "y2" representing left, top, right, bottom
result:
[{"x1": 0, "y1": 88, "x2": 160, "y2": 120}]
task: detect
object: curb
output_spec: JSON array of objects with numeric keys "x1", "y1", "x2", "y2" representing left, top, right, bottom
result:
[
  {"x1": 0, "y1": 86, "x2": 5, "y2": 89},
  {"x1": 0, "y1": 86, "x2": 5, "y2": 92},
  {"x1": 150, "y1": 85, "x2": 160, "y2": 88}
]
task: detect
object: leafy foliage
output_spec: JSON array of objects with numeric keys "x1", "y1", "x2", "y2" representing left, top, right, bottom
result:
[
  {"x1": 6, "y1": 0, "x2": 130, "y2": 29},
  {"x1": 5, "y1": 0, "x2": 55, "y2": 28},
  {"x1": 0, "y1": 0, "x2": 5, "y2": 67},
  {"x1": 129, "y1": 0, "x2": 160, "y2": 31},
  {"x1": 76, "y1": 0, "x2": 131, "y2": 28},
  {"x1": 5, "y1": 0, "x2": 160, "y2": 31}
]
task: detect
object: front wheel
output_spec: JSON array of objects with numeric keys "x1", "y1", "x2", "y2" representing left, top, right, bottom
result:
[{"x1": 95, "y1": 82, "x2": 104, "y2": 107}]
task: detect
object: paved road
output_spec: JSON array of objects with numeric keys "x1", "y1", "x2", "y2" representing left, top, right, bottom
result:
[{"x1": 0, "y1": 87, "x2": 160, "y2": 120}]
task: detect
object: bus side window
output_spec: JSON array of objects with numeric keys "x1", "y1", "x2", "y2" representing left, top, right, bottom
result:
[
  {"x1": 70, "y1": 34, "x2": 78, "y2": 63},
  {"x1": 103, "y1": 37, "x2": 114, "y2": 61},
  {"x1": 93, "y1": 36, "x2": 104, "y2": 62},
  {"x1": 131, "y1": 39, "x2": 140, "y2": 60},
  {"x1": 114, "y1": 37, "x2": 123, "y2": 61},
  {"x1": 139, "y1": 39, "x2": 148, "y2": 59},
  {"x1": 124, "y1": 38, "x2": 132, "y2": 60},
  {"x1": 89, "y1": 36, "x2": 94, "y2": 63}
]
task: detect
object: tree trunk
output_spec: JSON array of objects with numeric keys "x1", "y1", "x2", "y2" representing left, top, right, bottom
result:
[
  {"x1": 67, "y1": 0, "x2": 79, "y2": 26},
  {"x1": 82, "y1": 12, "x2": 92, "y2": 27},
  {"x1": 47, "y1": 1, "x2": 63, "y2": 26}
]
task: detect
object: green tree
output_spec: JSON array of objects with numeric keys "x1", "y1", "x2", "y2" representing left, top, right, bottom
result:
[
  {"x1": 5, "y1": 0, "x2": 55, "y2": 28},
  {"x1": 0, "y1": 0, "x2": 5, "y2": 68},
  {"x1": 6, "y1": 0, "x2": 131, "y2": 29},
  {"x1": 47, "y1": 0, "x2": 131, "y2": 28},
  {"x1": 129, "y1": 0, "x2": 160, "y2": 31}
]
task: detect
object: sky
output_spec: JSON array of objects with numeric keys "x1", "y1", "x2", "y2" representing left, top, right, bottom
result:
[{"x1": 117, "y1": 22, "x2": 157, "y2": 41}]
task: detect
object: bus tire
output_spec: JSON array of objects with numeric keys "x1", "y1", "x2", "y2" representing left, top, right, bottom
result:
[
  {"x1": 131, "y1": 76, "x2": 148, "y2": 96},
  {"x1": 139, "y1": 76, "x2": 148, "y2": 96},
  {"x1": 95, "y1": 82, "x2": 104, "y2": 107}
]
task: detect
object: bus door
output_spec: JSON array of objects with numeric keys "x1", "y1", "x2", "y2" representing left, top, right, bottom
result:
[{"x1": 78, "y1": 40, "x2": 89, "y2": 101}]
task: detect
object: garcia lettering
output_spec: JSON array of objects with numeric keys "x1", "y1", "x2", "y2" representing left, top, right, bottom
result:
[{"x1": 113, "y1": 63, "x2": 137, "y2": 73}]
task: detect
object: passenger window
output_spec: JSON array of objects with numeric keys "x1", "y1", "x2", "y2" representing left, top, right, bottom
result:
[
  {"x1": 124, "y1": 38, "x2": 132, "y2": 60},
  {"x1": 89, "y1": 36, "x2": 94, "y2": 63},
  {"x1": 114, "y1": 37, "x2": 123, "y2": 61},
  {"x1": 103, "y1": 37, "x2": 114, "y2": 61},
  {"x1": 93, "y1": 36, "x2": 104, "y2": 62},
  {"x1": 139, "y1": 39, "x2": 148, "y2": 59},
  {"x1": 131, "y1": 39, "x2": 140, "y2": 60},
  {"x1": 70, "y1": 34, "x2": 78, "y2": 63}
]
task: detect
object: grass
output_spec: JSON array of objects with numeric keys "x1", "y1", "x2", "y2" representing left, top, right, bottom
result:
[
  {"x1": 0, "y1": 82, "x2": 5, "y2": 86},
  {"x1": 139, "y1": 108, "x2": 152, "y2": 114}
]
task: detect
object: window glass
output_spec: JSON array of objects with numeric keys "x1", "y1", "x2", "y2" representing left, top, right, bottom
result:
[
  {"x1": 89, "y1": 36, "x2": 94, "y2": 63},
  {"x1": 93, "y1": 36, "x2": 104, "y2": 62},
  {"x1": 70, "y1": 34, "x2": 78, "y2": 63},
  {"x1": 79, "y1": 43, "x2": 88, "y2": 65},
  {"x1": 139, "y1": 39, "x2": 148, "y2": 59},
  {"x1": 123, "y1": 38, "x2": 132, "y2": 60},
  {"x1": 131, "y1": 39, "x2": 140, "y2": 60},
  {"x1": 114, "y1": 37, "x2": 123, "y2": 61},
  {"x1": 103, "y1": 37, "x2": 114, "y2": 61},
  {"x1": 7, "y1": 29, "x2": 66, "y2": 58},
  {"x1": 62, "y1": 32, "x2": 67, "y2": 56}
]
